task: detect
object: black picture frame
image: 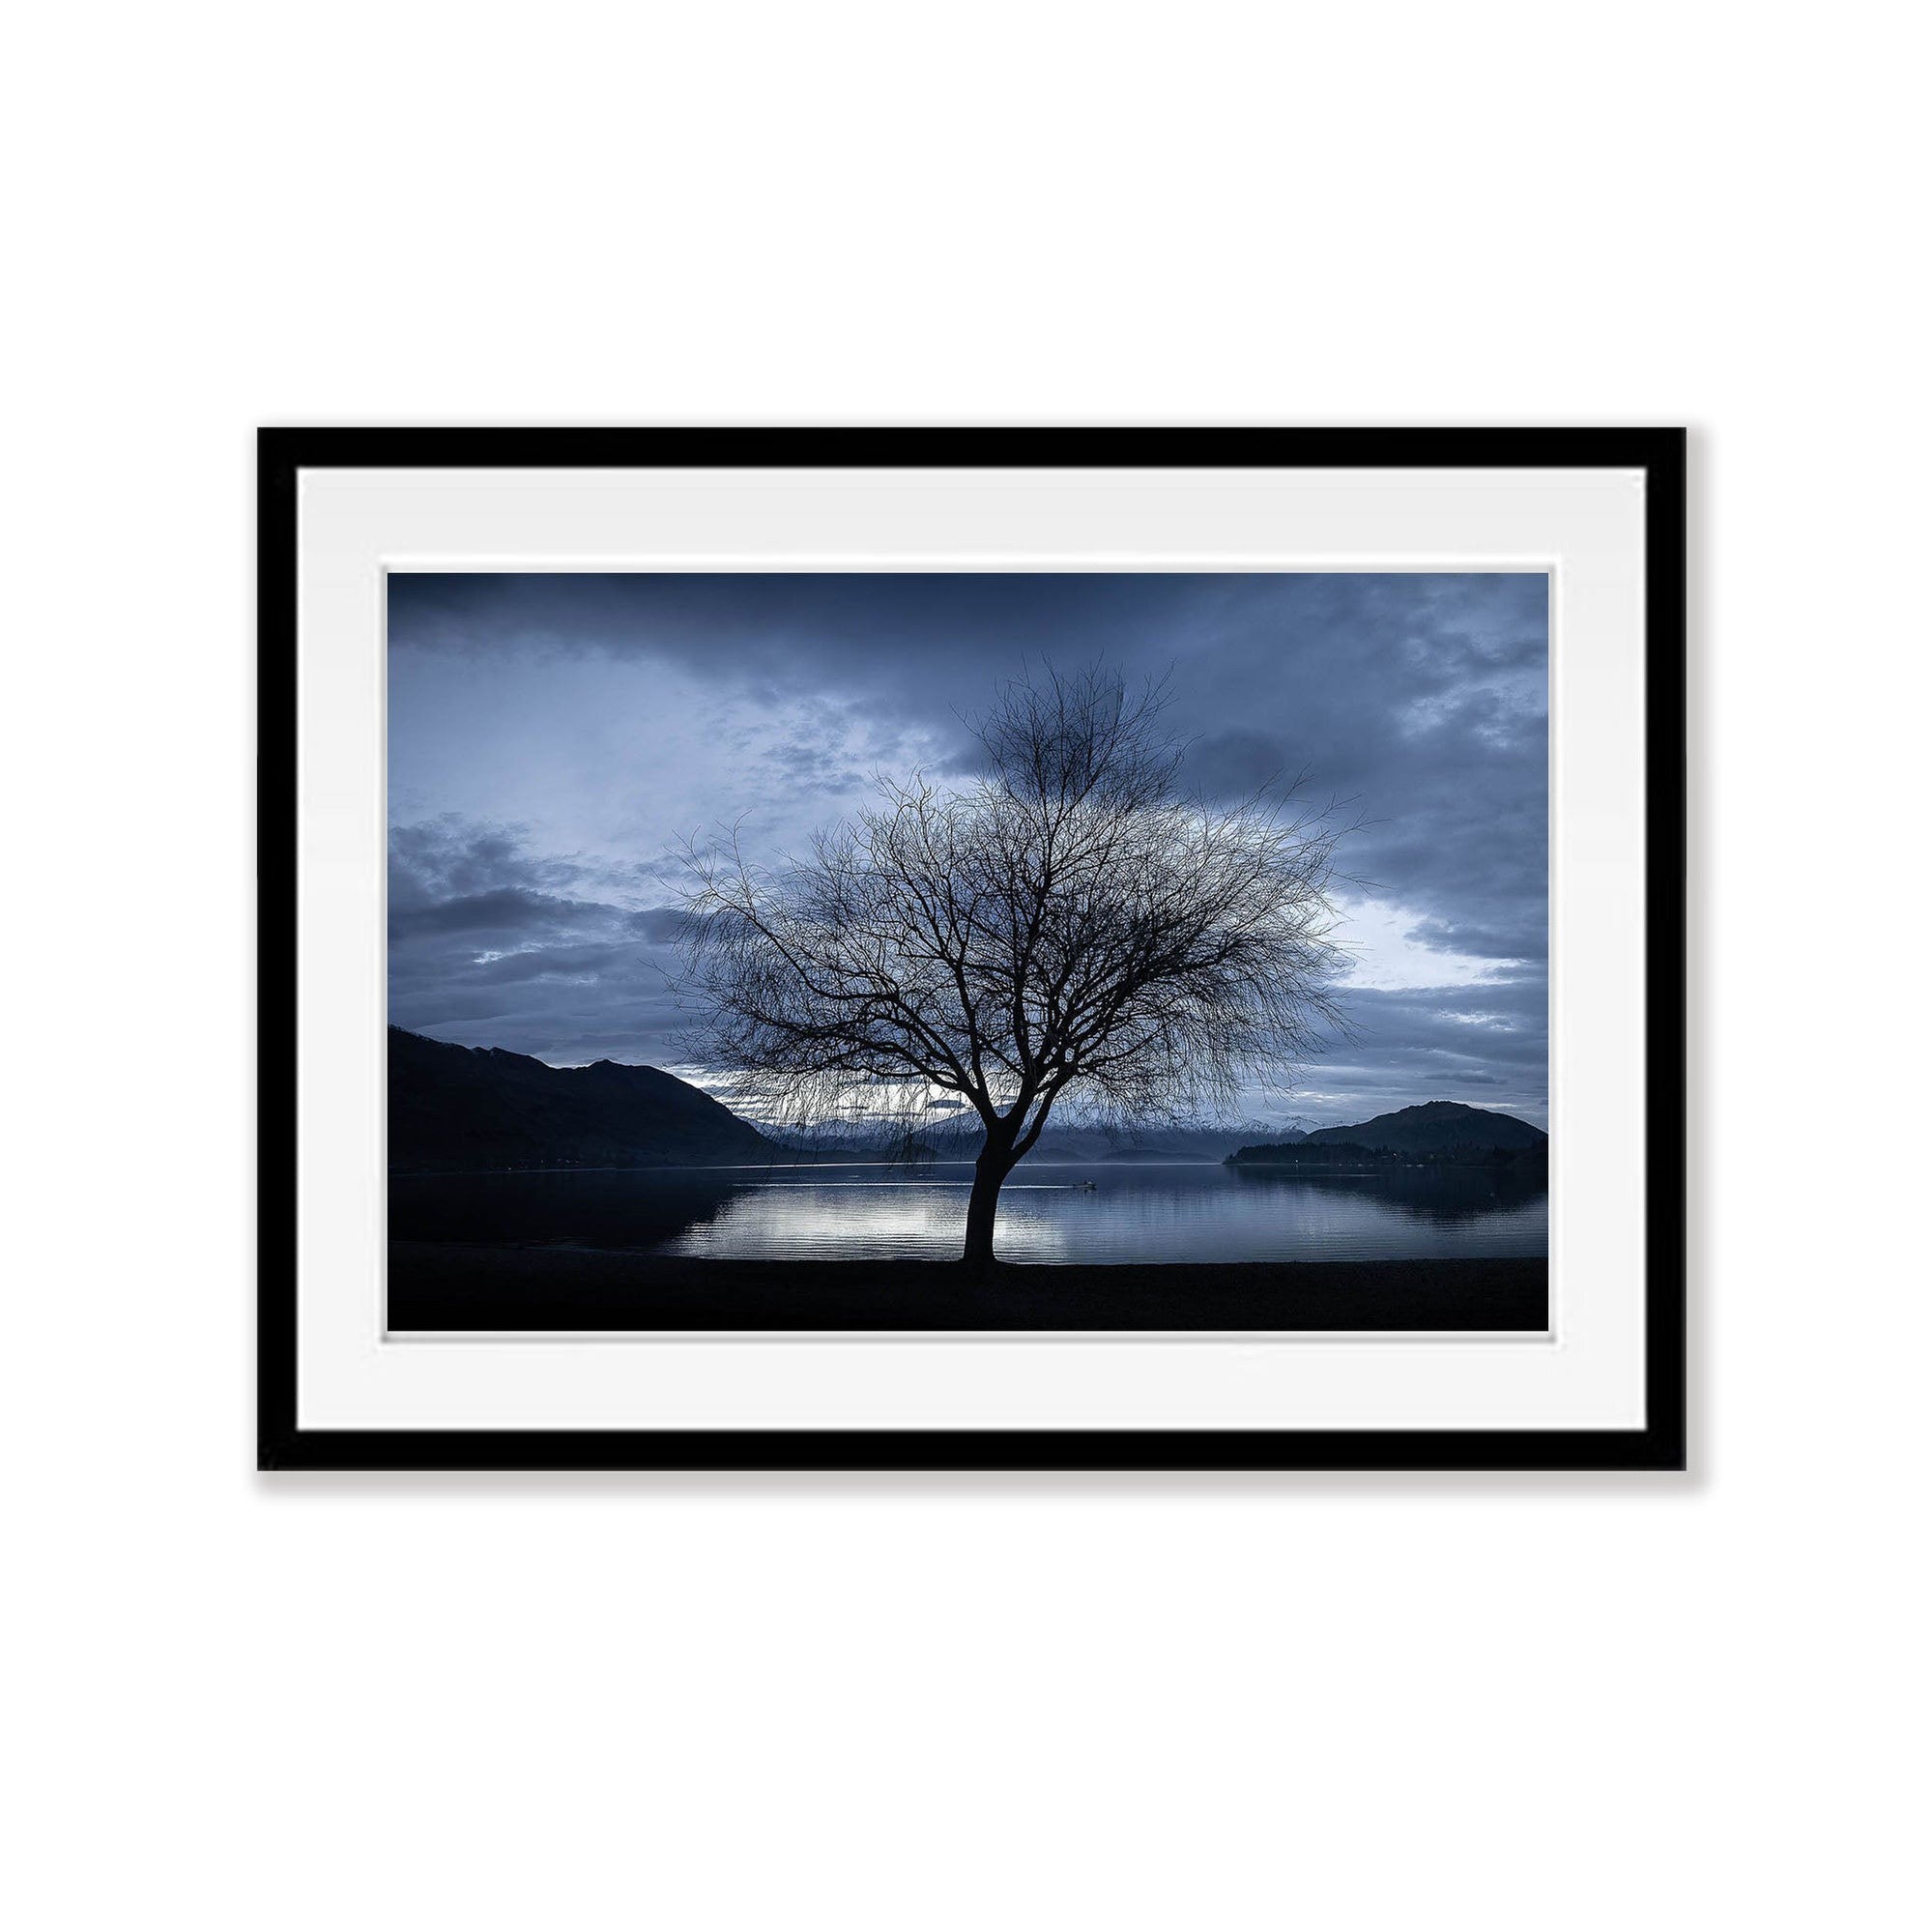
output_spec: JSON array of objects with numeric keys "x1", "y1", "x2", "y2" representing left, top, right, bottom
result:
[{"x1": 259, "y1": 427, "x2": 1686, "y2": 1473}]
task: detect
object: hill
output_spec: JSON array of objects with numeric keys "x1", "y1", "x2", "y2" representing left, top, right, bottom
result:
[
  {"x1": 1229, "y1": 1101, "x2": 1545, "y2": 1169},
  {"x1": 388, "y1": 1027, "x2": 780, "y2": 1172},
  {"x1": 1306, "y1": 1101, "x2": 1544, "y2": 1154}
]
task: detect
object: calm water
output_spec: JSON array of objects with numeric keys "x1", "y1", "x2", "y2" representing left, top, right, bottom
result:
[{"x1": 391, "y1": 1160, "x2": 1546, "y2": 1264}]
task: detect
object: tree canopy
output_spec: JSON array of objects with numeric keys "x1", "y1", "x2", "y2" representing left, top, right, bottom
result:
[{"x1": 678, "y1": 666, "x2": 1348, "y2": 1262}]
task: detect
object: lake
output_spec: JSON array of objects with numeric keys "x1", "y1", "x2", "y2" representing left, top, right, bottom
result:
[{"x1": 390, "y1": 1160, "x2": 1547, "y2": 1264}]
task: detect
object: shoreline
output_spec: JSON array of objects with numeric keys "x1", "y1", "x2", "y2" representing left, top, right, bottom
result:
[{"x1": 388, "y1": 1243, "x2": 1549, "y2": 1332}]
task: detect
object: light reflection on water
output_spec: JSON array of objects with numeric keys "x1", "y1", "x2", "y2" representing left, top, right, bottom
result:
[{"x1": 393, "y1": 1161, "x2": 1546, "y2": 1264}]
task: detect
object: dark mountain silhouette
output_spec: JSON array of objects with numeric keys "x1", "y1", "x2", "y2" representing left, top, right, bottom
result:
[
  {"x1": 1306, "y1": 1101, "x2": 1544, "y2": 1153},
  {"x1": 1229, "y1": 1102, "x2": 1546, "y2": 1169},
  {"x1": 388, "y1": 1027, "x2": 779, "y2": 1173},
  {"x1": 1083, "y1": 1122, "x2": 1309, "y2": 1162}
]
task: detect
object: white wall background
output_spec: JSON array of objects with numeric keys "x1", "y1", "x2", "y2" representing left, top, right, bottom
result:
[{"x1": 6, "y1": 5, "x2": 1925, "y2": 1927}]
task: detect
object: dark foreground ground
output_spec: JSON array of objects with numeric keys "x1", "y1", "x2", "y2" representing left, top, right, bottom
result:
[{"x1": 389, "y1": 1243, "x2": 1547, "y2": 1331}]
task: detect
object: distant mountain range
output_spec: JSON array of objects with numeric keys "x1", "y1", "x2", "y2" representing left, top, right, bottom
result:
[
  {"x1": 390, "y1": 1029, "x2": 1540, "y2": 1176},
  {"x1": 1228, "y1": 1101, "x2": 1546, "y2": 1169},
  {"x1": 1044, "y1": 1121, "x2": 1308, "y2": 1162},
  {"x1": 788, "y1": 1113, "x2": 1309, "y2": 1165},
  {"x1": 389, "y1": 1028, "x2": 778, "y2": 1172}
]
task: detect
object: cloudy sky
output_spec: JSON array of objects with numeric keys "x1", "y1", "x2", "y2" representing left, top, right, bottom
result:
[{"x1": 389, "y1": 572, "x2": 1548, "y2": 1129}]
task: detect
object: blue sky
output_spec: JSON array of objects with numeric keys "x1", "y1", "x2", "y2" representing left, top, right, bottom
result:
[{"x1": 388, "y1": 572, "x2": 1548, "y2": 1129}]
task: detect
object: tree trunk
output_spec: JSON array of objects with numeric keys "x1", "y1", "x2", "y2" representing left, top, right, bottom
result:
[{"x1": 962, "y1": 1139, "x2": 1016, "y2": 1268}]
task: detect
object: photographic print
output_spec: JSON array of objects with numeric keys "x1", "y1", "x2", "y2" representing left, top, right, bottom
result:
[{"x1": 386, "y1": 569, "x2": 1551, "y2": 1336}]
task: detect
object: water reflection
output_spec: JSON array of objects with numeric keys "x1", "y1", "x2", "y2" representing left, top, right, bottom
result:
[
  {"x1": 392, "y1": 1159, "x2": 1547, "y2": 1265},
  {"x1": 389, "y1": 1166, "x2": 753, "y2": 1249},
  {"x1": 1226, "y1": 1161, "x2": 1548, "y2": 1227}
]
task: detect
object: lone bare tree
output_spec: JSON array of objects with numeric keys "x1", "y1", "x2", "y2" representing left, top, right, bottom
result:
[{"x1": 678, "y1": 667, "x2": 1348, "y2": 1267}]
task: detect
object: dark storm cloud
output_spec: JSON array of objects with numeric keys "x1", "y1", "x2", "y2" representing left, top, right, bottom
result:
[
  {"x1": 389, "y1": 574, "x2": 1548, "y2": 1122},
  {"x1": 389, "y1": 887, "x2": 617, "y2": 939},
  {"x1": 386, "y1": 818, "x2": 694, "y2": 1060},
  {"x1": 1402, "y1": 911, "x2": 1547, "y2": 962},
  {"x1": 626, "y1": 907, "x2": 700, "y2": 943},
  {"x1": 388, "y1": 818, "x2": 589, "y2": 902}
]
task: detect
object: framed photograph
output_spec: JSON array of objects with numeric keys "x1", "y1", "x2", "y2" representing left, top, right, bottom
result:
[{"x1": 261, "y1": 428, "x2": 1685, "y2": 1471}]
